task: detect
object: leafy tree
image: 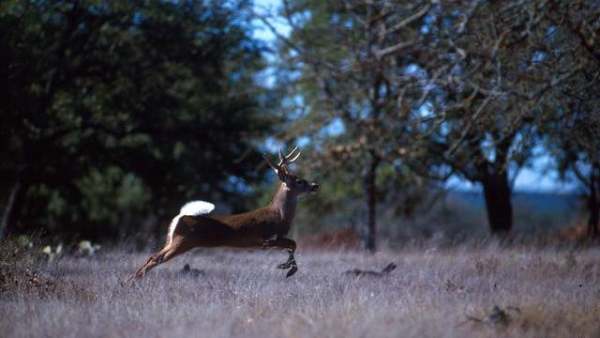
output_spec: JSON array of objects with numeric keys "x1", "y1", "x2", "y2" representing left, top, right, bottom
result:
[
  {"x1": 260, "y1": 0, "x2": 435, "y2": 251},
  {"x1": 0, "y1": 0, "x2": 275, "y2": 241},
  {"x1": 540, "y1": 0, "x2": 600, "y2": 237},
  {"x1": 418, "y1": 1, "x2": 595, "y2": 234},
  {"x1": 546, "y1": 111, "x2": 600, "y2": 237},
  {"x1": 264, "y1": 0, "x2": 595, "y2": 238}
]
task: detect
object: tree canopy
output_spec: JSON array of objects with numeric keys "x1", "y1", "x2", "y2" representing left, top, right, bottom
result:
[
  {"x1": 0, "y1": 0, "x2": 276, "y2": 241},
  {"x1": 262, "y1": 0, "x2": 600, "y2": 245}
]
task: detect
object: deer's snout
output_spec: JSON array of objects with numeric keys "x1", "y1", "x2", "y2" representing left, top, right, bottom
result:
[{"x1": 310, "y1": 183, "x2": 320, "y2": 192}]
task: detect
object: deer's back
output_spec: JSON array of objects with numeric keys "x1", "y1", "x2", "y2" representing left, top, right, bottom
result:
[{"x1": 175, "y1": 208, "x2": 285, "y2": 247}]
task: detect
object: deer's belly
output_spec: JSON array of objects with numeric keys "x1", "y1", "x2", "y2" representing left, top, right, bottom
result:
[{"x1": 180, "y1": 216, "x2": 289, "y2": 247}]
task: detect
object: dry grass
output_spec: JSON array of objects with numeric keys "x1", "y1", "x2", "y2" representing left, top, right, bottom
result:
[{"x1": 2, "y1": 244, "x2": 600, "y2": 338}]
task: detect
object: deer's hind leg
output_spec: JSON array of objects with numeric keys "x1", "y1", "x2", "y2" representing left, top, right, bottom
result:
[
  {"x1": 264, "y1": 237, "x2": 298, "y2": 277},
  {"x1": 130, "y1": 237, "x2": 192, "y2": 281}
]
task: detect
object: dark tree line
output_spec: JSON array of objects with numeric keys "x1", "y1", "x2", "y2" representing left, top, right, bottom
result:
[
  {"x1": 0, "y1": 0, "x2": 276, "y2": 241},
  {"x1": 2, "y1": 0, "x2": 599, "y2": 249}
]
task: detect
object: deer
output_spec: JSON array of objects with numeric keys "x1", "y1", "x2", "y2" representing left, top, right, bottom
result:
[{"x1": 128, "y1": 147, "x2": 319, "y2": 282}]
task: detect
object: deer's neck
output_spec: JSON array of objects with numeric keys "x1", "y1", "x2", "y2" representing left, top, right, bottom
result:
[{"x1": 269, "y1": 183, "x2": 297, "y2": 225}]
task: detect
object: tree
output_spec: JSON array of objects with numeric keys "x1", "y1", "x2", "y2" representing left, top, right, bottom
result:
[
  {"x1": 413, "y1": 0, "x2": 588, "y2": 233},
  {"x1": 260, "y1": 0, "x2": 436, "y2": 251},
  {"x1": 539, "y1": 0, "x2": 600, "y2": 237},
  {"x1": 0, "y1": 0, "x2": 275, "y2": 241},
  {"x1": 265, "y1": 0, "x2": 592, "y2": 237},
  {"x1": 547, "y1": 112, "x2": 600, "y2": 237}
]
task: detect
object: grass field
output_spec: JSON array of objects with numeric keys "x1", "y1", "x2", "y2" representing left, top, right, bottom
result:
[{"x1": 1, "y1": 245, "x2": 600, "y2": 338}]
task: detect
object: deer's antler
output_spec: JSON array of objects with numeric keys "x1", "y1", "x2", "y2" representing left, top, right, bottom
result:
[
  {"x1": 264, "y1": 147, "x2": 301, "y2": 176},
  {"x1": 278, "y1": 146, "x2": 301, "y2": 167}
]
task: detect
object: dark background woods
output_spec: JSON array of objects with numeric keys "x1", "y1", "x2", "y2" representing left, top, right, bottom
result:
[
  {"x1": 1, "y1": 0, "x2": 599, "y2": 250},
  {"x1": 1, "y1": 1, "x2": 276, "y2": 243}
]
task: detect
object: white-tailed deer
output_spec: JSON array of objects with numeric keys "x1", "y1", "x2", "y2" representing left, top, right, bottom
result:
[{"x1": 129, "y1": 147, "x2": 318, "y2": 281}]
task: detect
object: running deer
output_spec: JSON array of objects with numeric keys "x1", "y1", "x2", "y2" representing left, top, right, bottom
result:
[{"x1": 129, "y1": 147, "x2": 319, "y2": 281}]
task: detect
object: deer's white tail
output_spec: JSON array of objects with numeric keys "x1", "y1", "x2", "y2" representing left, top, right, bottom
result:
[{"x1": 167, "y1": 200, "x2": 215, "y2": 245}]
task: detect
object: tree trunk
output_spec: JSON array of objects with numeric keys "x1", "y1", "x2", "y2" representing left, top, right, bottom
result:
[
  {"x1": 587, "y1": 165, "x2": 599, "y2": 238},
  {"x1": 0, "y1": 179, "x2": 27, "y2": 240},
  {"x1": 587, "y1": 192, "x2": 599, "y2": 238},
  {"x1": 364, "y1": 152, "x2": 379, "y2": 252},
  {"x1": 481, "y1": 168, "x2": 513, "y2": 234}
]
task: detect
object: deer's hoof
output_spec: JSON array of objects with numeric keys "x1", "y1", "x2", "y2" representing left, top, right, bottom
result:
[
  {"x1": 277, "y1": 262, "x2": 291, "y2": 269},
  {"x1": 285, "y1": 266, "x2": 298, "y2": 278}
]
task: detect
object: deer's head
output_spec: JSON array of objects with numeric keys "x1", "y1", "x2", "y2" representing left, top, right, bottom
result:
[{"x1": 264, "y1": 147, "x2": 319, "y2": 195}]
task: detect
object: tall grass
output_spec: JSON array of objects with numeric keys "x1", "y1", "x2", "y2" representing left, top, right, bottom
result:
[{"x1": 1, "y1": 246, "x2": 600, "y2": 338}]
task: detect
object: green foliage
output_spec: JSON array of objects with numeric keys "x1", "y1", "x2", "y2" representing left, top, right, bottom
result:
[
  {"x1": 274, "y1": 0, "x2": 600, "y2": 236},
  {"x1": 76, "y1": 167, "x2": 150, "y2": 236},
  {"x1": 0, "y1": 0, "x2": 277, "y2": 241},
  {"x1": 273, "y1": 1, "x2": 440, "y2": 243}
]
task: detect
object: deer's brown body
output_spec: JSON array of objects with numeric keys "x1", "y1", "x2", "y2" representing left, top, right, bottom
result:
[
  {"x1": 129, "y1": 148, "x2": 317, "y2": 281},
  {"x1": 173, "y1": 184, "x2": 297, "y2": 248}
]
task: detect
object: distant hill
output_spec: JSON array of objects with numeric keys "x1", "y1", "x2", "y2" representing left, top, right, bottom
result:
[
  {"x1": 452, "y1": 190, "x2": 581, "y2": 214},
  {"x1": 296, "y1": 189, "x2": 585, "y2": 242},
  {"x1": 447, "y1": 190, "x2": 583, "y2": 233}
]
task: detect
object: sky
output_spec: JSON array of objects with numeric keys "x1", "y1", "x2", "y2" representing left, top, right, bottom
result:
[{"x1": 251, "y1": 0, "x2": 576, "y2": 193}]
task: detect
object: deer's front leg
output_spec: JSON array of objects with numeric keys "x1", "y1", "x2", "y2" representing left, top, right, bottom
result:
[{"x1": 263, "y1": 236, "x2": 298, "y2": 278}]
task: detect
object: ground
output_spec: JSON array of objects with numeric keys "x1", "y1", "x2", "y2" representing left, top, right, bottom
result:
[{"x1": 1, "y1": 245, "x2": 600, "y2": 338}]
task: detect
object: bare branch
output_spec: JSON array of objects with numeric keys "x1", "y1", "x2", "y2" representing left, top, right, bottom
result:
[
  {"x1": 386, "y1": 2, "x2": 432, "y2": 35},
  {"x1": 444, "y1": 88, "x2": 492, "y2": 157},
  {"x1": 373, "y1": 40, "x2": 417, "y2": 60}
]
